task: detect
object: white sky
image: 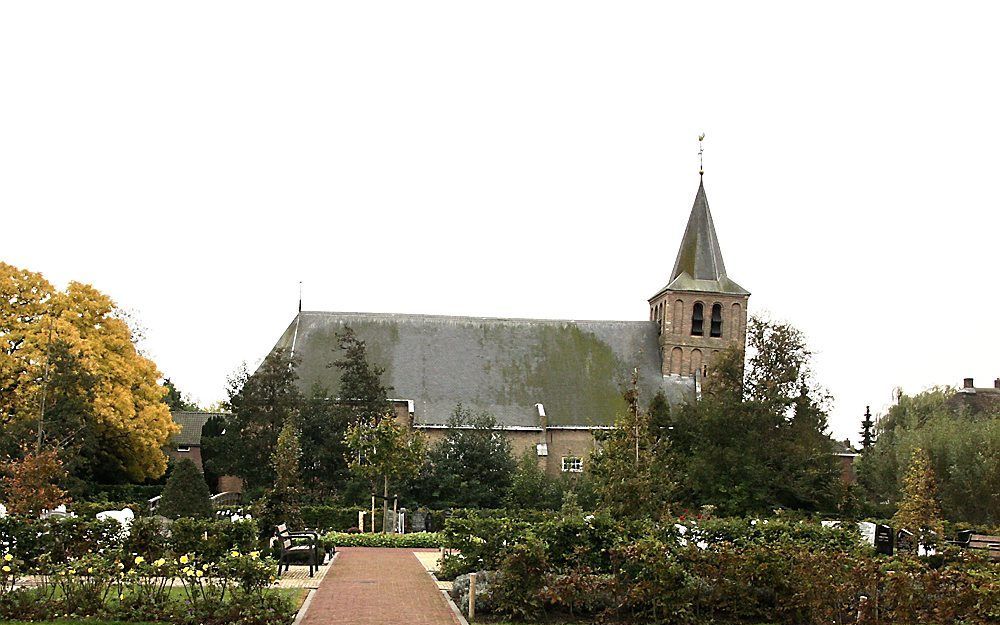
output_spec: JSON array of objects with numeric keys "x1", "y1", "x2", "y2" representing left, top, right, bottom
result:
[{"x1": 3, "y1": 2, "x2": 998, "y2": 444}]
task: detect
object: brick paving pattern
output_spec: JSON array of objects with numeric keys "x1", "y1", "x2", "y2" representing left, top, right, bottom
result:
[{"x1": 300, "y1": 547, "x2": 462, "y2": 625}]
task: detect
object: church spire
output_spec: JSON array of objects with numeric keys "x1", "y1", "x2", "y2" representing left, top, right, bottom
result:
[{"x1": 652, "y1": 177, "x2": 748, "y2": 297}]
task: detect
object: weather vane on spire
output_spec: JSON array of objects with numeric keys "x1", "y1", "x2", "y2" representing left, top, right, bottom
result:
[{"x1": 698, "y1": 132, "x2": 706, "y2": 176}]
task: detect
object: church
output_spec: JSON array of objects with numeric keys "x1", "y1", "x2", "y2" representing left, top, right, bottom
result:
[{"x1": 265, "y1": 176, "x2": 749, "y2": 475}]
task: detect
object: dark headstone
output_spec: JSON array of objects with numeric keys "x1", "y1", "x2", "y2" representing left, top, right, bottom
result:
[{"x1": 875, "y1": 524, "x2": 894, "y2": 555}]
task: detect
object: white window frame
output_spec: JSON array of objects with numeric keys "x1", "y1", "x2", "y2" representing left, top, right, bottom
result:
[
  {"x1": 561, "y1": 456, "x2": 583, "y2": 473},
  {"x1": 176, "y1": 445, "x2": 191, "y2": 453}
]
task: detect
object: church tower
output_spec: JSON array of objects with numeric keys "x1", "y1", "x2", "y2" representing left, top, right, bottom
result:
[{"x1": 649, "y1": 177, "x2": 749, "y2": 377}]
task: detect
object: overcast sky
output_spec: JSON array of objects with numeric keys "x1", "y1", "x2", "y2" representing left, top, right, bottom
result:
[{"x1": 3, "y1": 2, "x2": 998, "y2": 444}]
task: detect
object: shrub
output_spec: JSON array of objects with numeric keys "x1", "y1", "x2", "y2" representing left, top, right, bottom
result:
[
  {"x1": 0, "y1": 516, "x2": 124, "y2": 569},
  {"x1": 320, "y1": 531, "x2": 442, "y2": 550},
  {"x1": 169, "y1": 518, "x2": 259, "y2": 561},
  {"x1": 489, "y1": 536, "x2": 549, "y2": 620},
  {"x1": 157, "y1": 459, "x2": 212, "y2": 519},
  {"x1": 300, "y1": 506, "x2": 361, "y2": 531}
]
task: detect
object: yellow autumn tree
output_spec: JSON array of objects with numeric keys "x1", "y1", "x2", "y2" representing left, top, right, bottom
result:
[{"x1": 0, "y1": 262, "x2": 177, "y2": 481}]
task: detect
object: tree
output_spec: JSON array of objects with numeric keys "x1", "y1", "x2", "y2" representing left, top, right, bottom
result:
[
  {"x1": 856, "y1": 387, "x2": 1000, "y2": 524},
  {"x1": 332, "y1": 327, "x2": 392, "y2": 425},
  {"x1": 589, "y1": 370, "x2": 676, "y2": 520},
  {"x1": 506, "y1": 450, "x2": 562, "y2": 510},
  {"x1": 860, "y1": 406, "x2": 875, "y2": 450},
  {"x1": 412, "y1": 405, "x2": 516, "y2": 508},
  {"x1": 671, "y1": 316, "x2": 839, "y2": 516},
  {"x1": 0, "y1": 262, "x2": 177, "y2": 482},
  {"x1": 0, "y1": 449, "x2": 70, "y2": 516},
  {"x1": 298, "y1": 385, "x2": 352, "y2": 501},
  {"x1": 206, "y1": 350, "x2": 302, "y2": 491},
  {"x1": 256, "y1": 416, "x2": 305, "y2": 531},
  {"x1": 892, "y1": 447, "x2": 944, "y2": 545},
  {"x1": 157, "y1": 458, "x2": 212, "y2": 519},
  {"x1": 163, "y1": 378, "x2": 199, "y2": 411},
  {"x1": 345, "y1": 416, "x2": 425, "y2": 532}
]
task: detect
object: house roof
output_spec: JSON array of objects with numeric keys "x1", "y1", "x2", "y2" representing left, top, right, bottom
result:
[
  {"x1": 267, "y1": 311, "x2": 696, "y2": 428},
  {"x1": 650, "y1": 179, "x2": 749, "y2": 299},
  {"x1": 169, "y1": 411, "x2": 225, "y2": 446}
]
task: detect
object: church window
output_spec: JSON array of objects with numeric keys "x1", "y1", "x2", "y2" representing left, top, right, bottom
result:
[
  {"x1": 561, "y1": 456, "x2": 583, "y2": 473},
  {"x1": 691, "y1": 302, "x2": 704, "y2": 336},
  {"x1": 670, "y1": 347, "x2": 683, "y2": 375},
  {"x1": 710, "y1": 303, "x2": 723, "y2": 337}
]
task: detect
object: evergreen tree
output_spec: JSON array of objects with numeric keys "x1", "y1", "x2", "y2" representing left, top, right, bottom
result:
[
  {"x1": 257, "y1": 416, "x2": 304, "y2": 530},
  {"x1": 413, "y1": 405, "x2": 516, "y2": 508},
  {"x1": 892, "y1": 447, "x2": 944, "y2": 545},
  {"x1": 506, "y1": 450, "x2": 562, "y2": 510},
  {"x1": 333, "y1": 327, "x2": 392, "y2": 425},
  {"x1": 205, "y1": 349, "x2": 302, "y2": 490},
  {"x1": 299, "y1": 384, "x2": 351, "y2": 501},
  {"x1": 589, "y1": 370, "x2": 676, "y2": 520},
  {"x1": 157, "y1": 458, "x2": 211, "y2": 519},
  {"x1": 671, "y1": 317, "x2": 839, "y2": 516},
  {"x1": 648, "y1": 390, "x2": 672, "y2": 434},
  {"x1": 860, "y1": 406, "x2": 875, "y2": 450},
  {"x1": 163, "y1": 378, "x2": 199, "y2": 411}
]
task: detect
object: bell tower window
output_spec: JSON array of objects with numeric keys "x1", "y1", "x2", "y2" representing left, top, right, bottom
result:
[
  {"x1": 710, "y1": 303, "x2": 723, "y2": 338},
  {"x1": 691, "y1": 302, "x2": 704, "y2": 336}
]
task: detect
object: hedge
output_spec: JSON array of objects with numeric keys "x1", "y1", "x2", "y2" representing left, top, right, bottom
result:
[
  {"x1": 320, "y1": 532, "x2": 443, "y2": 550},
  {"x1": 0, "y1": 515, "x2": 260, "y2": 569}
]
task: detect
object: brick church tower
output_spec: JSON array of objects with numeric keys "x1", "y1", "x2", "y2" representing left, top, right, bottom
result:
[{"x1": 648, "y1": 177, "x2": 749, "y2": 378}]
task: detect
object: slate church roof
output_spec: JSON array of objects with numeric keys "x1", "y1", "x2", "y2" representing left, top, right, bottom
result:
[
  {"x1": 650, "y1": 179, "x2": 748, "y2": 299},
  {"x1": 267, "y1": 311, "x2": 695, "y2": 429}
]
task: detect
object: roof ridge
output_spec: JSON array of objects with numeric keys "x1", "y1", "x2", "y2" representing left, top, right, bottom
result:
[{"x1": 298, "y1": 310, "x2": 659, "y2": 325}]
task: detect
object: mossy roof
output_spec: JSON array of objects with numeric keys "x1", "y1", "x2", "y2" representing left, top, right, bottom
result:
[
  {"x1": 650, "y1": 178, "x2": 749, "y2": 300},
  {"x1": 269, "y1": 311, "x2": 695, "y2": 428}
]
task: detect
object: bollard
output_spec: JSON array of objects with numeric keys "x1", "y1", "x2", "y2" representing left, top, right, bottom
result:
[{"x1": 468, "y1": 572, "x2": 477, "y2": 621}]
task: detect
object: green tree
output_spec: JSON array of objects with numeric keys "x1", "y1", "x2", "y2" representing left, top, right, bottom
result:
[
  {"x1": 506, "y1": 450, "x2": 562, "y2": 510},
  {"x1": 892, "y1": 447, "x2": 944, "y2": 544},
  {"x1": 157, "y1": 458, "x2": 212, "y2": 519},
  {"x1": 671, "y1": 316, "x2": 839, "y2": 516},
  {"x1": 257, "y1": 416, "x2": 304, "y2": 531},
  {"x1": 856, "y1": 388, "x2": 1000, "y2": 524},
  {"x1": 206, "y1": 350, "x2": 302, "y2": 491},
  {"x1": 345, "y1": 416, "x2": 425, "y2": 532},
  {"x1": 299, "y1": 384, "x2": 351, "y2": 501},
  {"x1": 333, "y1": 327, "x2": 392, "y2": 425},
  {"x1": 163, "y1": 378, "x2": 199, "y2": 411},
  {"x1": 412, "y1": 405, "x2": 516, "y2": 508},
  {"x1": 589, "y1": 370, "x2": 676, "y2": 520}
]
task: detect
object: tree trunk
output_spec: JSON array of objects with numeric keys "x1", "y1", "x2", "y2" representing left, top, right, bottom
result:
[{"x1": 382, "y1": 475, "x2": 389, "y2": 533}]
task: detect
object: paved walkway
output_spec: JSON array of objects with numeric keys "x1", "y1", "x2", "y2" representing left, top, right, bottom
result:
[{"x1": 299, "y1": 547, "x2": 462, "y2": 625}]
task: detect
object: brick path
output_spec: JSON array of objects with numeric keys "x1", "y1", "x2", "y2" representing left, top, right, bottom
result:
[{"x1": 299, "y1": 547, "x2": 462, "y2": 625}]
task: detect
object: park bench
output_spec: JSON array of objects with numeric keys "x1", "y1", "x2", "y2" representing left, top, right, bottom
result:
[
  {"x1": 968, "y1": 534, "x2": 1000, "y2": 560},
  {"x1": 951, "y1": 531, "x2": 1000, "y2": 560},
  {"x1": 275, "y1": 523, "x2": 323, "y2": 578}
]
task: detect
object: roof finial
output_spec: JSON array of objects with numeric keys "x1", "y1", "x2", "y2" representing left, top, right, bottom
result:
[
  {"x1": 698, "y1": 132, "x2": 706, "y2": 177},
  {"x1": 298, "y1": 281, "x2": 303, "y2": 313}
]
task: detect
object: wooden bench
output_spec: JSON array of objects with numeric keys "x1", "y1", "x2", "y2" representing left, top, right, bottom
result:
[
  {"x1": 275, "y1": 523, "x2": 322, "y2": 577},
  {"x1": 969, "y1": 534, "x2": 1000, "y2": 560}
]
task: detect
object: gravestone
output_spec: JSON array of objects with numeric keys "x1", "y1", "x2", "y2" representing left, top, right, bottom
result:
[
  {"x1": 874, "y1": 524, "x2": 894, "y2": 555},
  {"x1": 858, "y1": 521, "x2": 876, "y2": 546}
]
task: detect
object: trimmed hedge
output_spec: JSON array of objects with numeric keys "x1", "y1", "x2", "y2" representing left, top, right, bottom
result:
[
  {"x1": 320, "y1": 532, "x2": 443, "y2": 549},
  {"x1": 0, "y1": 515, "x2": 260, "y2": 569}
]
